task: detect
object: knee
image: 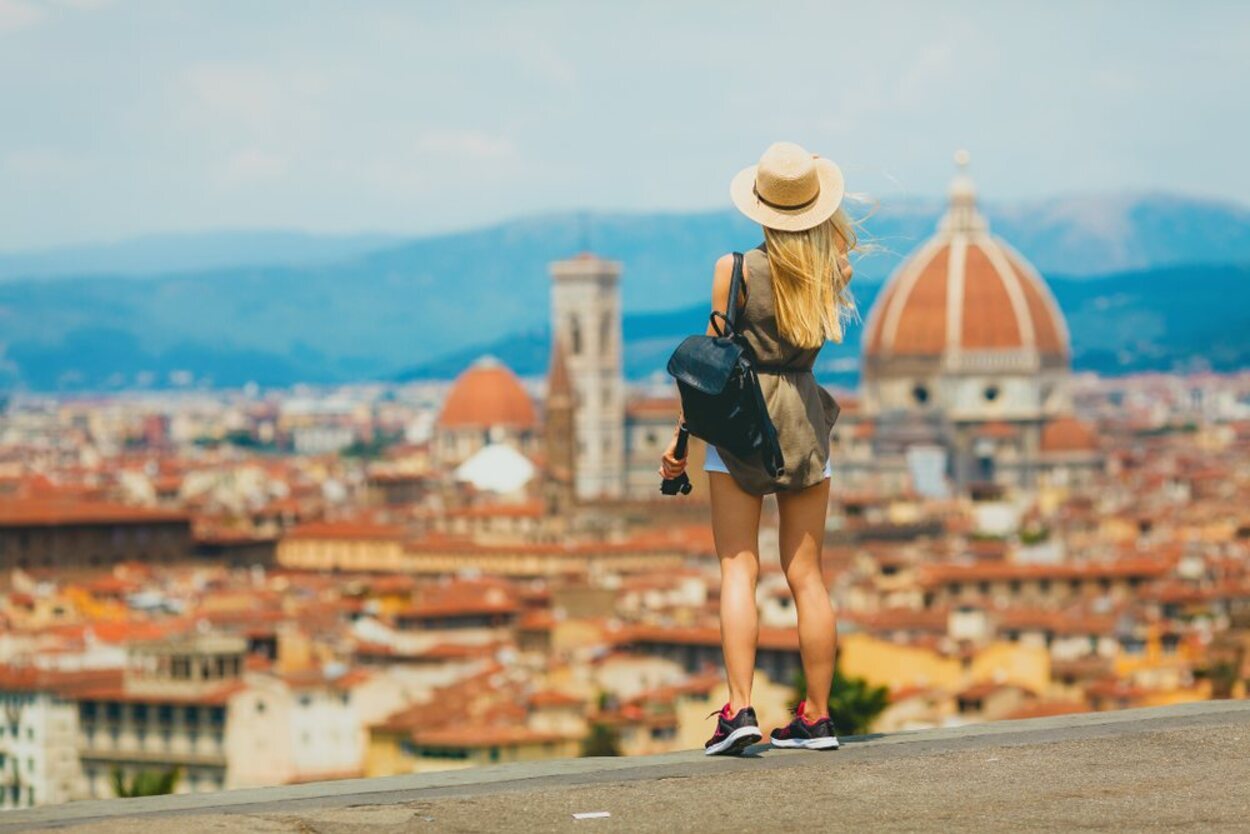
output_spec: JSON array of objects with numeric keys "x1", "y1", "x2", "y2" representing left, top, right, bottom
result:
[
  {"x1": 784, "y1": 566, "x2": 826, "y2": 597},
  {"x1": 721, "y1": 551, "x2": 759, "y2": 586}
]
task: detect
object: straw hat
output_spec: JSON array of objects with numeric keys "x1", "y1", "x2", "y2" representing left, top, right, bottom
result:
[{"x1": 730, "y1": 142, "x2": 845, "y2": 232}]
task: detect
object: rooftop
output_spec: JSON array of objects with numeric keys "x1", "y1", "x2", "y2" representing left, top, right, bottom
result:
[{"x1": 12, "y1": 700, "x2": 1247, "y2": 833}]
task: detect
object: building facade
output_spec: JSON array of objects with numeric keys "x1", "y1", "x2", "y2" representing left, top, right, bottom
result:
[
  {"x1": 851, "y1": 153, "x2": 1098, "y2": 491},
  {"x1": 549, "y1": 253, "x2": 627, "y2": 500}
]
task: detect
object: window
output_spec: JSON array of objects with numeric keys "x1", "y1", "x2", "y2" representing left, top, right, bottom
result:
[
  {"x1": 912, "y1": 384, "x2": 929, "y2": 404},
  {"x1": 983, "y1": 384, "x2": 1000, "y2": 402},
  {"x1": 569, "y1": 317, "x2": 582, "y2": 355},
  {"x1": 157, "y1": 705, "x2": 174, "y2": 724}
]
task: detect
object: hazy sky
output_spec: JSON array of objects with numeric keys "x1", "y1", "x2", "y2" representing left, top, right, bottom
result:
[{"x1": 1, "y1": 0, "x2": 1246, "y2": 249}]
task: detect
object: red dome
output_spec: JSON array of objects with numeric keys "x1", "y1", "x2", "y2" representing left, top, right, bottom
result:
[
  {"x1": 437, "y1": 357, "x2": 536, "y2": 430},
  {"x1": 863, "y1": 162, "x2": 1069, "y2": 363}
]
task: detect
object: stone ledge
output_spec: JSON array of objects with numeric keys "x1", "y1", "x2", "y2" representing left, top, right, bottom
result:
[{"x1": 8, "y1": 700, "x2": 1250, "y2": 833}]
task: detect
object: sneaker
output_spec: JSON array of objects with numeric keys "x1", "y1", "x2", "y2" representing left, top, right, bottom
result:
[
  {"x1": 704, "y1": 703, "x2": 763, "y2": 756},
  {"x1": 770, "y1": 700, "x2": 841, "y2": 750}
]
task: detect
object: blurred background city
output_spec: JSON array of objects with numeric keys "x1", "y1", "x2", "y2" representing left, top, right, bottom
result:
[{"x1": 2, "y1": 0, "x2": 1249, "y2": 811}]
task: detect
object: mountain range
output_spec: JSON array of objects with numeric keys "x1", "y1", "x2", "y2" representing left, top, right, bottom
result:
[{"x1": 1, "y1": 192, "x2": 1249, "y2": 391}]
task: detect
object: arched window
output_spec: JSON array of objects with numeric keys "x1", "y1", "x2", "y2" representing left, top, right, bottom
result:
[{"x1": 569, "y1": 317, "x2": 582, "y2": 355}]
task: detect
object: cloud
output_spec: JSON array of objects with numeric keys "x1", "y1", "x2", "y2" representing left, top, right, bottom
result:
[
  {"x1": 413, "y1": 129, "x2": 518, "y2": 163},
  {"x1": 183, "y1": 62, "x2": 283, "y2": 132},
  {"x1": 0, "y1": 0, "x2": 44, "y2": 32},
  {"x1": 215, "y1": 147, "x2": 289, "y2": 189}
]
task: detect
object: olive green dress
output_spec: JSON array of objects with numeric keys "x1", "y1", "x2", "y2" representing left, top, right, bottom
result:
[{"x1": 715, "y1": 245, "x2": 841, "y2": 496}]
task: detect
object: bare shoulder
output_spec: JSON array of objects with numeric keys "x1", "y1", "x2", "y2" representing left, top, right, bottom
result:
[{"x1": 711, "y1": 253, "x2": 734, "y2": 293}]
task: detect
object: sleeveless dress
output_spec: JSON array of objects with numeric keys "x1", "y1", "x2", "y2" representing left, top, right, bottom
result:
[{"x1": 704, "y1": 245, "x2": 841, "y2": 496}]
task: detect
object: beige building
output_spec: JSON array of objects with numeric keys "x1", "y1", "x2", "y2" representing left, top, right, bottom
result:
[
  {"x1": 73, "y1": 636, "x2": 411, "y2": 797},
  {"x1": 75, "y1": 635, "x2": 247, "y2": 798}
]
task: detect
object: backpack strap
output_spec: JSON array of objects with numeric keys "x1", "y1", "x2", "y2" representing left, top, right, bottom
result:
[
  {"x1": 726, "y1": 252, "x2": 745, "y2": 328},
  {"x1": 709, "y1": 252, "x2": 745, "y2": 337}
]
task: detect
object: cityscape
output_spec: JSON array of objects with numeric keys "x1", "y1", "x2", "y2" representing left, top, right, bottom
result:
[
  {"x1": 3, "y1": 166, "x2": 1250, "y2": 810},
  {"x1": 2, "y1": 2, "x2": 1249, "y2": 828}
]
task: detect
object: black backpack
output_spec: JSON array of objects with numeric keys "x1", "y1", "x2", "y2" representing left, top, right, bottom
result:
[{"x1": 666, "y1": 252, "x2": 785, "y2": 478}]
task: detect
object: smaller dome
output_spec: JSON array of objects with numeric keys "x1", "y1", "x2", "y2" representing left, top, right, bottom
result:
[
  {"x1": 1041, "y1": 417, "x2": 1098, "y2": 454},
  {"x1": 454, "y1": 443, "x2": 536, "y2": 493},
  {"x1": 438, "y1": 356, "x2": 537, "y2": 430}
]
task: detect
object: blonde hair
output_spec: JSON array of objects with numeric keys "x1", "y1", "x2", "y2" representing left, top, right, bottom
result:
[{"x1": 762, "y1": 206, "x2": 859, "y2": 348}]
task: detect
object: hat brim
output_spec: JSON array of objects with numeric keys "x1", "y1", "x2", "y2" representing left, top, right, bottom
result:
[{"x1": 729, "y1": 158, "x2": 845, "y2": 232}]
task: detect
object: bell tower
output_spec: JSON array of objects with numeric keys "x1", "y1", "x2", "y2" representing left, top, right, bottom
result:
[{"x1": 549, "y1": 253, "x2": 625, "y2": 500}]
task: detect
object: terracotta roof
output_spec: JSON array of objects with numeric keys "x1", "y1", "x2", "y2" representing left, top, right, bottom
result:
[
  {"x1": 410, "y1": 725, "x2": 576, "y2": 748},
  {"x1": 1005, "y1": 701, "x2": 1090, "y2": 720},
  {"x1": 529, "y1": 690, "x2": 585, "y2": 708},
  {"x1": 0, "y1": 666, "x2": 122, "y2": 696},
  {"x1": 957, "y1": 681, "x2": 1034, "y2": 701},
  {"x1": 73, "y1": 681, "x2": 246, "y2": 706},
  {"x1": 920, "y1": 558, "x2": 1172, "y2": 587},
  {"x1": 284, "y1": 520, "x2": 408, "y2": 541},
  {"x1": 0, "y1": 497, "x2": 189, "y2": 527},
  {"x1": 1041, "y1": 417, "x2": 1100, "y2": 454},
  {"x1": 625, "y1": 397, "x2": 680, "y2": 419},
  {"x1": 975, "y1": 420, "x2": 1019, "y2": 440},
  {"x1": 626, "y1": 624, "x2": 799, "y2": 652},
  {"x1": 437, "y1": 357, "x2": 536, "y2": 429}
]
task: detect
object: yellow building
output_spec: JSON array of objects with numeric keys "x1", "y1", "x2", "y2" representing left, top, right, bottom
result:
[
  {"x1": 367, "y1": 720, "x2": 580, "y2": 776},
  {"x1": 839, "y1": 632, "x2": 1051, "y2": 701}
]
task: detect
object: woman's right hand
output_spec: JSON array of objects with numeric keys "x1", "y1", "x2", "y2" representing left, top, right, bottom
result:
[{"x1": 659, "y1": 429, "x2": 687, "y2": 480}]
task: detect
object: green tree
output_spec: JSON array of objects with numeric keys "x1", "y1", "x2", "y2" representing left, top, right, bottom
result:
[
  {"x1": 792, "y1": 664, "x2": 890, "y2": 737},
  {"x1": 110, "y1": 766, "x2": 181, "y2": 798},
  {"x1": 581, "y1": 722, "x2": 622, "y2": 757}
]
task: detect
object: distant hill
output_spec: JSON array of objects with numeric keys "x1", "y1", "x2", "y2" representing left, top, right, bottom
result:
[
  {"x1": 1, "y1": 193, "x2": 1249, "y2": 391},
  {"x1": 0, "y1": 230, "x2": 403, "y2": 281},
  {"x1": 400, "y1": 263, "x2": 1250, "y2": 387}
]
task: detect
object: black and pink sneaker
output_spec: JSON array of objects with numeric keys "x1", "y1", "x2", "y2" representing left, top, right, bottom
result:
[
  {"x1": 770, "y1": 700, "x2": 840, "y2": 750},
  {"x1": 704, "y1": 703, "x2": 762, "y2": 756}
]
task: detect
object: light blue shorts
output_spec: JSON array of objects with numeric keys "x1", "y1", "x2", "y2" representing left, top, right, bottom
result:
[{"x1": 704, "y1": 444, "x2": 832, "y2": 478}]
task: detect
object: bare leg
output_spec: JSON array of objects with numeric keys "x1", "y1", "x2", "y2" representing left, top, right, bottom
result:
[
  {"x1": 708, "y1": 471, "x2": 763, "y2": 712},
  {"x1": 776, "y1": 477, "x2": 835, "y2": 720}
]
